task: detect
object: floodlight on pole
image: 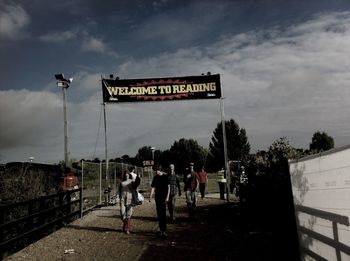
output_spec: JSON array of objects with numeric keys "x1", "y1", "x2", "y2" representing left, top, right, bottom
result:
[
  {"x1": 55, "y1": 73, "x2": 73, "y2": 168},
  {"x1": 151, "y1": 147, "x2": 156, "y2": 161}
]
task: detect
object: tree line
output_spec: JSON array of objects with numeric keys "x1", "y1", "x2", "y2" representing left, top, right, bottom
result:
[{"x1": 80, "y1": 118, "x2": 334, "y2": 176}]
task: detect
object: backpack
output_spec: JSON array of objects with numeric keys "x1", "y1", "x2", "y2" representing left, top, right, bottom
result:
[{"x1": 132, "y1": 175, "x2": 141, "y2": 189}]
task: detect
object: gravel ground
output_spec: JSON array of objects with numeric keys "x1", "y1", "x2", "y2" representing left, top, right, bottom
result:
[{"x1": 5, "y1": 196, "x2": 242, "y2": 261}]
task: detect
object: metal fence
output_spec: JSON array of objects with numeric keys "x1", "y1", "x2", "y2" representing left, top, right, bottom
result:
[
  {"x1": 81, "y1": 161, "x2": 153, "y2": 213},
  {"x1": 0, "y1": 188, "x2": 82, "y2": 259}
]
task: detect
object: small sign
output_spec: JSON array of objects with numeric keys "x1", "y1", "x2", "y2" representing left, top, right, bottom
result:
[{"x1": 143, "y1": 160, "x2": 154, "y2": 167}]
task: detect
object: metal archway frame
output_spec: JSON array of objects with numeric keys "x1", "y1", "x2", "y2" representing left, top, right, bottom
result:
[{"x1": 101, "y1": 73, "x2": 230, "y2": 201}]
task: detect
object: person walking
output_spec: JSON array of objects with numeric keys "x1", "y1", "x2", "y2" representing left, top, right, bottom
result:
[
  {"x1": 149, "y1": 165, "x2": 170, "y2": 237},
  {"x1": 119, "y1": 171, "x2": 134, "y2": 234},
  {"x1": 128, "y1": 167, "x2": 141, "y2": 205},
  {"x1": 184, "y1": 162, "x2": 198, "y2": 220},
  {"x1": 167, "y1": 164, "x2": 181, "y2": 222},
  {"x1": 217, "y1": 169, "x2": 226, "y2": 200},
  {"x1": 198, "y1": 167, "x2": 208, "y2": 199}
]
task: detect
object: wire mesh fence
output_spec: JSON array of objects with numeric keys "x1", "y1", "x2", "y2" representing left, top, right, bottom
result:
[{"x1": 81, "y1": 161, "x2": 153, "y2": 213}]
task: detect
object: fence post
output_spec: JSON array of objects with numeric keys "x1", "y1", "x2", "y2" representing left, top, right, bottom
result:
[
  {"x1": 66, "y1": 191, "x2": 71, "y2": 218},
  {"x1": 114, "y1": 168, "x2": 117, "y2": 198},
  {"x1": 81, "y1": 160, "x2": 84, "y2": 217},
  {"x1": 332, "y1": 221, "x2": 341, "y2": 261},
  {"x1": 39, "y1": 197, "x2": 45, "y2": 226},
  {"x1": 0, "y1": 205, "x2": 4, "y2": 244},
  {"x1": 27, "y1": 201, "x2": 34, "y2": 231},
  {"x1": 79, "y1": 188, "x2": 83, "y2": 218}
]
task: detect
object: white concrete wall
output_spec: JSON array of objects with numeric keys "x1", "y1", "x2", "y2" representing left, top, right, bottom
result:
[{"x1": 289, "y1": 146, "x2": 350, "y2": 261}]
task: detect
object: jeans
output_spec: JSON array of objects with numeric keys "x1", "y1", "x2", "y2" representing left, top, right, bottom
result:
[
  {"x1": 167, "y1": 194, "x2": 176, "y2": 219},
  {"x1": 155, "y1": 198, "x2": 167, "y2": 232},
  {"x1": 185, "y1": 190, "x2": 197, "y2": 217}
]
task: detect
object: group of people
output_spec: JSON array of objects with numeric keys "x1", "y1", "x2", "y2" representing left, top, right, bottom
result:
[{"x1": 118, "y1": 163, "x2": 208, "y2": 238}]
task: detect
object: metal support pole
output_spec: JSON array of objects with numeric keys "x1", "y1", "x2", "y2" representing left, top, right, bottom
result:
[
  {"x1": 63, "y1": 87, "x2": 69, "y2": 168},
  {"x1": 151, "y1": 147, "x2": 155, "y2": 182},
  {"x1": 55, "y1": 74, "x2": 72, "y2": 168},
  {"x1": 103, "y1": 102, "x2": 109, "y2": 186},
  {"x1": 220, "y1": 97, "x2": 230, "y2": 202},
  {"x1": 99, "y1": 161, "x2": 102, "y2": 205}
]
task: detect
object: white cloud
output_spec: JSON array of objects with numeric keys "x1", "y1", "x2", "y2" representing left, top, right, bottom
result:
[
  {"x1": 39, "y1": 28, "x2": 118, "y2": 58},
  {"x1": 81, "y1": 35, "x2": 119, "y2": 58},
  {"x1": 2, "y1": 11, "x2": 350, "y2": 163},
  {"x1": 0, "y1": 90, "x2": 62, "y2": 149},
  {"x1": 39, "y1": 29, "x2": 78, "y2": 43},
  {"x1": 132, "y1": 2, "x2": 227, "y2": 48},
  {"x1": 81, "y1": 36, "x2": 106, "y2": 53},
  {"x1": 71, "y1": 72, "x2": 101, "y2": 92},
  {"x1": 0, "y1": 2, "x2": 30, "y2": 39},
  {"x1": 116, "y1": 12, "x2": 350, "y2": 150},
  {"x1": 0, "y1": 89, "x2": 98, "y2": 163}
]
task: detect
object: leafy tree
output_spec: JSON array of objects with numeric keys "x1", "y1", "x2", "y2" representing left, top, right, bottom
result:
[
  {"x1": 246, "y1": 150, "x2": 269, "y2": 177},
  {"x1": 134, "y1": 146, "x2": 151, "y2": 166},
  {"x1": 243, "y1": 137, "x2": 301, "y2": 259},
  {"x1": 247, "y1": 140, "x2": 306, "y2": 178},
  {"x1": 168, "y1": 138, "x2": 207, "y2": 174},
  {"x1": 159, "y1": 149, "x2": 172, "y2": 171},
  {"x1": 121, "y1": 154, "x2": 131, "y2": 161},
  {"x1": 267, "y1": 137, "x2": 299, "y2": 177},
  {"x1": 135, "y1": 146, "x2": 153, "y2": 165},
  {"x1": 135, "y1": 147, "x2": 161, "y2": 166},
  {"x1": 309, "y1": 131, "x2": 334, "y2": 152},
  {"x1": 207, "y1": 119, "x2": 250, "y2": 172}
]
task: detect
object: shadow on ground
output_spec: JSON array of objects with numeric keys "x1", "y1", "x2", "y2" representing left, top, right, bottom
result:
[{"x1": 138, "y1": 200, "x2": 300, "y2": 261}]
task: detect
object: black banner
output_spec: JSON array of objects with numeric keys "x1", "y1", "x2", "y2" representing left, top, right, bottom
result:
[{"x1": 102, "y1": 74, "x2": 221, "y2": 103}]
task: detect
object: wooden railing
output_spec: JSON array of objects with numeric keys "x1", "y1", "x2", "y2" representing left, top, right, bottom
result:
[
  {"x1": 0, "y1": 188, "x2": 82, "y2": 259},
  {"x1": 295, "y1": 205, "x2": 350, "y2": 261}
]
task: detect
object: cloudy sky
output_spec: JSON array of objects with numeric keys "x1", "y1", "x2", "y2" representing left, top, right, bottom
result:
[{"x1": 1, "y1": 0, "x2": 350, "y2": 164}]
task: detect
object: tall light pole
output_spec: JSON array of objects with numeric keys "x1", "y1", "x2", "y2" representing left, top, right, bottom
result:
[
  {"x1": 55, "y1": 74, "x2": 73, "y2": 169},
  {"x1": 220, "y1": 97, "x2": 229, "y2": 202},
  {"x1": 151, "y1": 147, "x2": 156, "y2": 162}
]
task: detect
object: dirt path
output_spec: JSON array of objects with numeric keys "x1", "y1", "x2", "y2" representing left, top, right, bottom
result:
[{"x1": 5, "y1": 196, "x2": 238, "y2": 261}]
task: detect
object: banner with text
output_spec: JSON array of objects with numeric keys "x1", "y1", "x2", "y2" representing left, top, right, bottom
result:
[{"x1": 102, "y1": 74, "x2": 221, "y2": 103}]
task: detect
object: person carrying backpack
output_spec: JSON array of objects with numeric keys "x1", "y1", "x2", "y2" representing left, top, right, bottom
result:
[{"x1": 128, "y1": 167, "x2": 142, "y2": 205}]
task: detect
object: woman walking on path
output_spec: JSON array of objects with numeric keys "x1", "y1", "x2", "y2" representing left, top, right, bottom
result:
[
  {"x1": 119, "y1": 171, "x2": 134, "y2": 234},
  {"x1": 149, "y1": 165, "x2": 170, "y2": 237}
]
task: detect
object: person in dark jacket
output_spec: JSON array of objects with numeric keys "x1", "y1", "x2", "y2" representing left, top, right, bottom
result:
[{"x1": 149, "y1": 165, "x2": 170, "y2": 237}]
